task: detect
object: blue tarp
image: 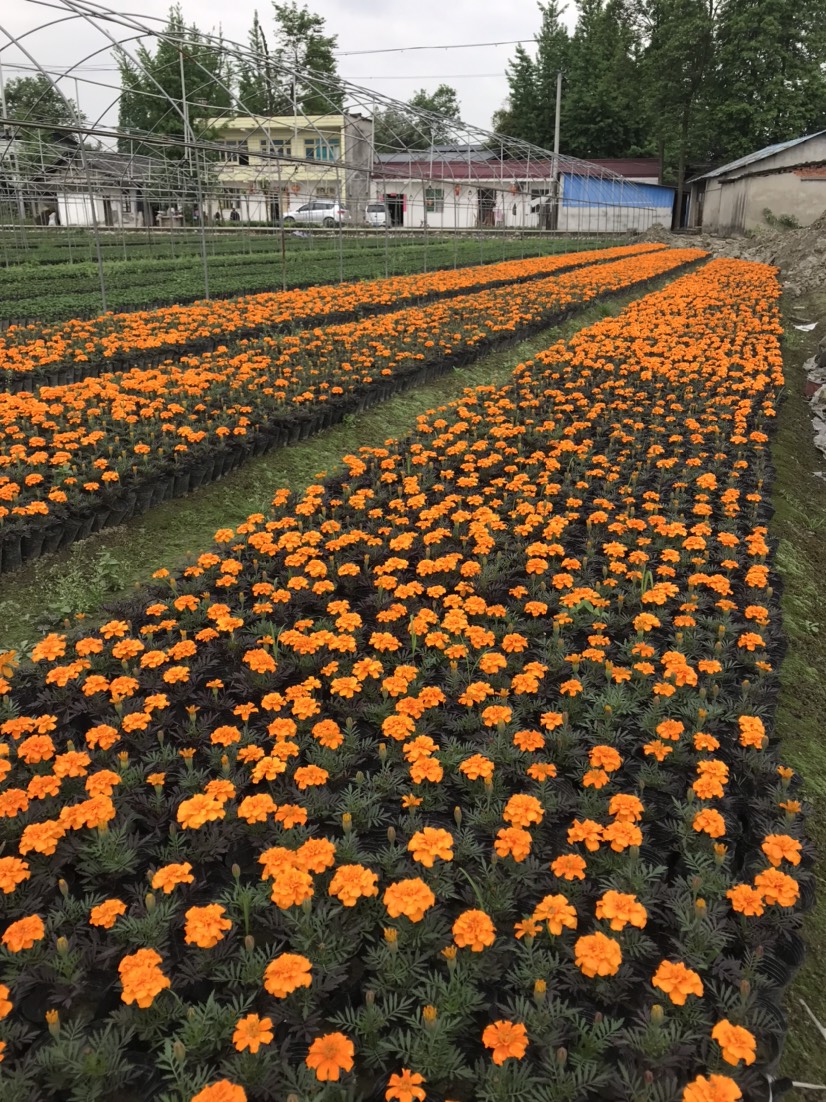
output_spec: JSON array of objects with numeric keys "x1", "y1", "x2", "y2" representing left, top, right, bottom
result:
[{"x1": 562, "y1": 174, "x2": 675, "y2": 210}]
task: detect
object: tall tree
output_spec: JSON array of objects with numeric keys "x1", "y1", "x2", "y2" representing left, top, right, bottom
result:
[
  {"x1": 272, "y1": 2, "x2": 343, "y2": 114},
  {"x1": 710, "y1": 0, "x2": 826, "y2": 160},
  {"x1": 373, "y1": 84, "x2": 462, "y2": 151},
  {"x1": 237, "y1": 11, "x2": 289, "y2": 115},
  {"x1": 3, "y1": 75, "x2": 86, "y2": 177},
  {"x1": 564, "y1": 0, "x2": 648, "y2": 157},
  {"x1": 118, "y1": 4, "x2": 232, "y2": 158},
  {"x1": 502, "y1": 2, "x2": 571, "y2": 149}
]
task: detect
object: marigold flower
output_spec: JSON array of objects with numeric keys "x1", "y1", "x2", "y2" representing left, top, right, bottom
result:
[
  {"x1": 551, "y1": 854, "x2": 587, "y2": 880},
  {"x1": 383, "y1": 878, "x2": 436, "y2": 923},
  {"x1": 754, "y1": 867, "x2": 799, "y2": 907},
  {"x1": 385, "y1": 1069, "x2": 426, "y2": 1102},
  {"x1": 503, "y1": 793, "x2": 544, "y2": 828},
  {"x1": 296, "y1": 837, "x2": 337, "y2": 873},
  {"x1": 711, "y1": 1019, "x2": 757, "y2": 1066},
  {"x1": 494, "y1": 826, "x2": 533, "y2": 862},
  {"x1": 407, "y1": 826, "x2": 454, "y2": 867},
  {"x1": 652, "y1": 960, "x2": 704, "y2": 1005},
  {"x1": 726, "y1": 883, "x2": 765, "y2": 916},
  {"x1": 118, "y1": 948, "x2": 170, "y2": 1008},
  {"x1": 270, "y1": 866, "x2": 314, "y2": 909},
  {"x1": 608, "y1": 793, "x2": 643, "y2": 822},
  {"x1": 574, "y1": 931, "x2": 622, "y2": 977},
  {"x1": 0, "y1": 856, "x2": 31, "y2": 894},
  {"x1": 482, "y1": 1020, "x2": 529, "y2": 1065},
  {"x1": 90, "y1": 898, "x2": 127, "y2": 929},
  {"x1": 693, "y1": 808, "x2": 726, "y2": 838},
  {"x1": 452, "y1": 909, "x2": 495, "y2": 951},
  {"x1": 0, "y1": 984, "x2": 11, "y2": 1018},
  {"x1": 232, "y1": 1013, "x2": 274, "y2": 1054},
  {"x1": 459, "y1": 753, "x2": 495, "y2": 779},
  {"x1": 533, "y1": 894, "x2": 577, "y2": 935},
  {"x1": 305, "y1": 1031, "x2": 355, "y2": 1081},
  {"x1": 681, "y1": 1074, "x2": 742, "y2": 1102},
  {"x1": 761, "y1": 833, "x2": 802, "y2": 867},
  {"x1": 184, "y1": 904, "x2": 232, "y2": 949},
  {"x1": 329, "y1": 864, "x2": 380, "y2": 906},
  {"x1": 177, "y1": 794, "x2": 225, "y2": 830},
  {"x1": 2, "y1": 914, "x2": 45, "y2": 952},
  {"x1": 190, "y1": 1082, "x2": 247, "y2": 1102},
  {"x1": 602, "y1": 820, "x2": 642, "y2": 852},
  {"x1": 263, "y1": 952, "x2": 312, "y2": 997},
  {"x1": 151, "y1": 862, "x2": 195, "y2": 894},
  {"x1": 595, "y1": 890, "x2": 647, "y2": 931}
]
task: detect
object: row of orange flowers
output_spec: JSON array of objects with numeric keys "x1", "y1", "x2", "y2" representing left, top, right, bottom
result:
[
  {"x1": 0, "y1": 258, "x2": 803, "y2": 1102},
  {"x1": 0, "y1": 247, "x2": 703, "y2": 570},
  {"x1": 0, "y1": 242, "x2": 663, "y2": 381}
]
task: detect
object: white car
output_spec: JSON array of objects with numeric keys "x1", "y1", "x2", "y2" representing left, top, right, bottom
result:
[
  {"x1": 365, "y1": 202, "x2": 389, "y2": 227},
  {"x1": 282, "y1": 200, "x2": 351, "y2": 227}
]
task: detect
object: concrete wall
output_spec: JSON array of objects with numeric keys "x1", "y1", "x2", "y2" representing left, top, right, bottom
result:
[{"x1": 690, "y1": 133, "x2": 826, "y2": 233}]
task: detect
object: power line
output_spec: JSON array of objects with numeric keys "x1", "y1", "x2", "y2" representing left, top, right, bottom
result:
[{"x1": 335, "y1": 39, "x2": 531, "y2": 57}]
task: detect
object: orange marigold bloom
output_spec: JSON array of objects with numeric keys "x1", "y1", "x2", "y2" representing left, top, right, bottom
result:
[
  {"x1": 459, "y1": 754, "x2": 495, "y2": 780},
  {"x1": 533, "y1": 893, "x2": 577, "y2": 935},
  {"x1": 711, "y1": 1019, "x2": 757, "y2": 1066},
  {"x1": 0, "y1": 856, "x2": 31, "y2": 894},
  {"x1": 681, "y1": 1074, "x2": 742, "y2": 1102},
  {"x1": 90, "y1": 898, "x2": 127, "y2": 929},
  {"x1": 306, "y1": 1032, "x2": 355, "y2": 1082},
  {"x1": 408, "y1": 827, "x2": 454, "y2": 867},
  {"x1": 294, "y1": 765, "x2": 330, "y2": 790},
  {"x1": 383, "y1": 878, "x2": 436, "y2": 923},
  {"x1": 738, "y1": 715, "x2": 766, "y2": 749},
  {"x1": 118, "y1": 948, "x2": 170, "y2": 1008},
  {"x1": 296, "y1": 837, "x2": 337, "y2": 873},
  {"x1": 184, "y1": 904, "x2": 232, "y2": 949},
  {"x1": 452, "y1": 909, "x2": 496, "y2": 951},
  {"x1": 608, "y1": 794, "x2": 643, "y2": 823},
  {"x1": 481, "y1": 1020, "x2": 529, "y2": 1065},
  {"x1": 503, "y1": 793, "x2": 544, "y2": 828},
  {"x1": 264, "y1": 952, "x2": 312, "y2": 997},
  {"x1": 582, "y1": 768, "x2": 610, "y2": 789},
  {"x1": 595, "y1": 890, "x2": 647, "y2": 931},
  {"x1": 385, "y1": 1069, "x2": 426, "y2": 1102},
  {"x1": 270, "y1": 866, "x2": 314, "y2": 909},
  {"x1": 151, "y1": 862, "x2": 195, "y2": 894},
  {"x1": 602, "y1": 821, "x2": 642, "y2": 852},
  {"x1": 761, "y1": 833, "x2": 802, "y2": 867},
  {"x1": 574, "y1": 931, "x2": 622, "y2": 977},
  {"x1": 589, "y1": 745, "x2": 622, "y2": 771},
  {"x1": 329, "y1": 864, "x2": 380, "y2": 907},
  {"x1": 177, "y1": 794, "x2": 225, "y2": 830},
  {"x1": 652, "y1": 960, "x2": 704, "y2": 1005},
  {"x1": 693, "y1": 809, "x2": 726, "y2": 838},
  {"x1": 232, "y1": 1013, "x2": 274, "y2": 1054},
  {"x1": 2, "y1": 913, "x2": 45, "y2": 952},
  {"x1": 726, "y1": 883, "x2": 765, "y2": 916},
  {"x1": 190, "y1": 1081, "x2": 247, "y2": 1102},
  {"x1": 551, "y1": 854, "x2": 587, "y2": 881},
  {"x1": 494, "y1": 827, "x2": 532, "y2": 862},
  {"x1": 237, "y1": 793, "x2": 278, "y2": 823},
  {"x1": 567, "y1": 819, "x2": 603, "y2": 852},
  {"x1": 754, "y1": 867, "x2": 799, "y2": 907},
  {"x1": 0, "y1": 983, "x2": 12, "y2": 1018}
]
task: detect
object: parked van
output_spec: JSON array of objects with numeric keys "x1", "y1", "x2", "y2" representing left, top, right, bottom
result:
[{"x1": 365, "y1": 202, "x2": 389, "y2": 228}]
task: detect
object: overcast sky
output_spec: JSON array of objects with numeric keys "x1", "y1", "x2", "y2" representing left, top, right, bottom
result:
[{"x1": 2, "y1": 0, "x2": 580, "y2": 132}]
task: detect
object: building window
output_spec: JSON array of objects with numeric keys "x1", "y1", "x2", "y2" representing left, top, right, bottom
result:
[
  {"x1": 261, "y1": 139, "x2": 291, "y2": 158},
  {"x1": 316, "y1": 185, "x2": 336, "y2": 198},
  {"x1": 121, "y1": 198, "x2": 132, "y2": 213},
  {"x1": 305, "y1": 138, "x2": 340, "y2": 162},
  {"x1": 425, "y1": 187, "x2": 444, "y2": 213},
  {"x1": 219, "y1": 140, "x2": 249, "y2": 166}
]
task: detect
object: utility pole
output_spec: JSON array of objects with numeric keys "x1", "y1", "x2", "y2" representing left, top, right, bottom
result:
[{"x1": 551, "y1": 69, "x2": 562, "y2": 231}]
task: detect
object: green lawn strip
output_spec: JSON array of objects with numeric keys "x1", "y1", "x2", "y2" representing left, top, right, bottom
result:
[
  {"x1": 773, "y1": 290, "x2": 826, "y2": 1095},
  {"x1": 0, "y1": 286, "x2": 657, "y2": 655}
]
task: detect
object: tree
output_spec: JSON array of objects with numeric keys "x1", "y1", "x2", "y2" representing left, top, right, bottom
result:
[
  {"x1": 710, "y1": 0, "x2": 826, "y2": 160},
  {"x1": 3, "y1": 75, "x2": 85, "y2": 176},
  {"x1": 501, "y1": 3, "x2": 571, "y2": 148},
  {"x1": 564, "y1": 0, "x2": 648, "y2": 158},
  {"x1": 272, "y1": 2, "x2": 343, "y2": 114},
  {"x1": 118, "y1": 5, "x2": 232, "y2": 158},
  {"x1": 373, "y1": 84, "x2": 462, "y2": 151},
  {"x1": 237, "y1": 11, "x2": 289, "y2": 115}
]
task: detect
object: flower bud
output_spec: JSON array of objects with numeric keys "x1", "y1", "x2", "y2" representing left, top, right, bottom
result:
[
  {"x1": 694, "y1": 898, "x2": 707, "y2": 918},
  {"x1": 650, "y1": 1004, "x2": 664, "y2": 1026},
  {"x1": 713, "y1": 843, "x2": 727, "y2": 864},
  {"x1": 365, "y1": 989, "x2": 375, "y2": 1006},
  {"x1": 145, "y1": 892, "x2": 156, "y2": 912},
  {"x1": 454, "y1": 806, "x2": 462, "y2": 827},
  {"x1": 740, "y1": 978, "x2": 751, "y2": 999},
  {"x1": 342, "y1": 812, "x2": 352, "y2": 834},
  {"x1": 384, "y1": 927, "x2": 398, "y2": 952},
  {"x1": 387, "y1": 826, "x2": 396, "y2": 844},
  {"x1": 231, "y1": 863, "x2": 241, "y2": 880},
  {"x1": 557, "y1": 1047, "x2": 567, "y2": 1066},
  {"x1": 55, "y1": 936, "x2": 69, "y2": 957},
  {"x1": 245, "y1": 934, "x2": 255, "y2": 951},
  {"x1": 46, "y1": 1009, "x2": 60, "y2": 1038},
  {"x1": 378, "y1": 742, "x2": 387, "y2": 763},
  {"x1": 442, "y1": 945, "x2": 457, "y2": 971},
  {"x1": 58, "y1": 879, "x2": 69, "y2": 898},
  {"x1": 355, "y1": 771, "x2": 365, "y2": 784},
  {"x1": 533, "y1": 979, "x2": 547, "y2": 1004},
  {"x1": 422, "y1": 1005, "x2": 438, "y2": 1030},
  {"x1": 172, "y1": 1040, "x2": 186, "y2": 1063}
]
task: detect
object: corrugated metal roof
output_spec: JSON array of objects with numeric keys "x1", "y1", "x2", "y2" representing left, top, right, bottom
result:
[{"x1": 688, "y1": 130, "x2": 826, "y2": 183}]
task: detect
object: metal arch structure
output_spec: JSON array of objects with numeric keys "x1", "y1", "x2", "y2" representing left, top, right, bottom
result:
[{"x1": 0, "y1": 0, "x2": 675, "y2": 311}]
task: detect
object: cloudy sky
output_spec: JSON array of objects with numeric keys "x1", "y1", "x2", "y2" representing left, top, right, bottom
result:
[{"x1": 2, "y1": 0, "x2": 580, "y2": 132}]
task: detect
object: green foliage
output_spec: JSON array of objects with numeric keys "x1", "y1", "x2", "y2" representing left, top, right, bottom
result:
[{"x1": 373, "y1": 85, "x2": 462, "y2": 151}]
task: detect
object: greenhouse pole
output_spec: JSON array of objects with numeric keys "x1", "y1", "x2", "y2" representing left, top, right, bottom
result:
[{"x1": 0, "y1": 56, "x2": 27, "y2": 224}]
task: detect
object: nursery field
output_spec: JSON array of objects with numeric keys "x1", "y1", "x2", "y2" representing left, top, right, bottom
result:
[
  {"x1": 0, "y1": 252, "x2": 810, "y2": 1102},
  {"x1": 0, "y1": 231, "x2": 620, "y2": 324}
]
